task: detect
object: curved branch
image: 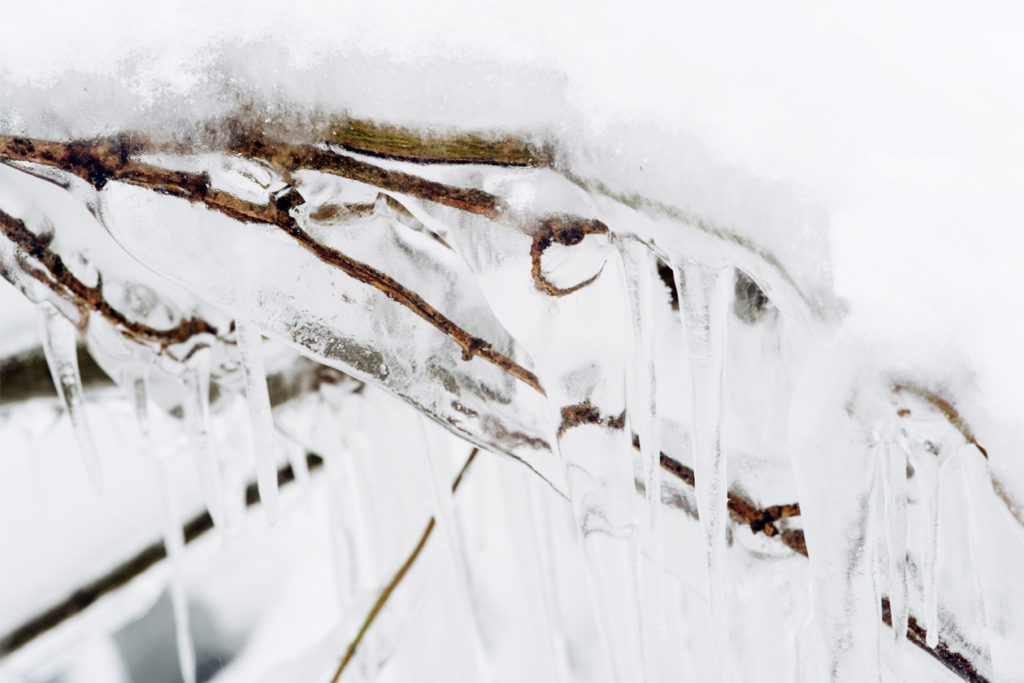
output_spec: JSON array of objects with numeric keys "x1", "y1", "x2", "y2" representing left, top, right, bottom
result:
[
  {"x1": 0, "y1": 208, "x2": 218, "y2": 349},
  {"x1": 529, "y1": 215, "x2": 610, "y2": 297}
]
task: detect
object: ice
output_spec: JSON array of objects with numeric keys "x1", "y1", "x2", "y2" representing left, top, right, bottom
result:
[
  {"x1": 413, "y1": 417, "x2": 493, "y2": 682},
  {"x1": 958, "y1": 444, "x2": 1024, "y2": 680},
  {"x1": 157, "y1": 456, "x2": 197, "y2": 683},
  {"x1": 37, "y1": 301, "x2": 102, "y2": 493},
  {"x1": 673, "y1": 258, "x2": 732, "y2": 680},
  {"x1": 879, "y1": 441, "x2": 908, "y2": 658},
  {"x1": 180, "y1": 349, "x2": 227, "y2": 532},
  {"x1": 789, "y1": 345, "x2": 884, "y2": 682},
  {"x1": 518, "y1": 468, "x2": 573, "y2": 683},
  {"x1": 235, "y1": 318, "x2": 280, "y2": 522},
  {"x1": 617, "y1": 238, "x2": 662, "y2": 544},
  {"x1": 123, "y1": 368, "x2": 150, "y2": 437},
  {"x1": 905, "y1": 438, "x2": 944, "y2": 650}
]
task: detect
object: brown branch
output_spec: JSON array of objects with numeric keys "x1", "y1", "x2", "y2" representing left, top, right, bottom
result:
[
  {"x1": 0, "y1": 208, "x2": 217, "y2": 349},
  {"x1": 892, "y1": 383, "x2": 987, "y2": 458},
  {"x1": 656, "y1": 445, "x2": 985, "y2": 682},
  {"x1": 0, "y1": 136, "x2": 544, "y2": 394},
  {"x1": 881, "y1": 598, "x2": 987, "y2": 683},
  {"x1": 530, "y1": 215, "x2": 610, "y2": 297},
  {"x1": 557, "y1": 399, "x2": 625, "y2": 438},
  {"x1": 331, "y1": 448, "x2": 479, "y2": 682},
  {"x1": 321, "y1": 117, "x2": 554, "y2": 168},
  {"x1": 248, "y1": 139, "x2": 508, "y2": 219}
]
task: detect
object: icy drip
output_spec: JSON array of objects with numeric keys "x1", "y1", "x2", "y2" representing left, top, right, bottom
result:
[
  {"x1": 124, "y1": 369, "x2": 150, "y2": 437},
  {"x1": 618, "y1": 239, "x2": 666, "y2": 683},
  {"x1": 879, "y1": 440, "x2": 908, "y2": 657},
  {"x1": 323, "y1": 435, "x2": 376, "y2": 604},
  {"x1": 551, "y1": 406, "x2": 648, "y2": 682},
  {"x1": 157, "y1": 456, "x2": 197, "y2": 683},
  {"x1": 904, "y1": 437, "x2": 944, "y2": 649},
  {"x1": 38, "y1": 301, "x2": 102, "y2": 493},
  {"x1": 673, "y1": 259, "x2": 732, "y2": 679},
  {"x1": 235, "y1": 318, "x2": 280, "y2": 522},
  {"x1": 180, "y1": 351, "x2": 227, "y2": 531},
  {"x1": 617, "y1": 239, "x2": 662, "y2": 541},
  {"x1": 507, "y1": 466, "x2": 572, "y2": 683},
  {"x1": 414, "y1": 418, "x2": 492, "y2": 683}
]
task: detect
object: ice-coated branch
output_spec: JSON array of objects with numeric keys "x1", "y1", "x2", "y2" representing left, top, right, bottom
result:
[
  {"x1": 0, "y1": 135, "x2": 546, "y2": 393},
  {"x1": 0, "y1": 208, "x2": 217, "y2": 349}
]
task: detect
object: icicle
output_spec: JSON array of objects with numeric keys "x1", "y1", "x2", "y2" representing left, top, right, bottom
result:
[
  {"x1": 618, "y1": 240, "x2": 662, "y2": 542},
  {"x1": 286, "y1": 440, "x2": 312, "y2": 506},
  {"x1": 120, "y1": 367, "x2": 150, "y2": 437},
  {"x1": 157, "y1": 456, "x2": 197, "y2": 683},
  {"x1": 506, "y1": 466, "x2": 572, "y2": 683},
  {"x1": 879, "y1": 440, "x2": 909, "y2": 660},
  {"x1": 180, "y1": 350, "x2": 227, "y2": 531},
  {"x1": 323, "y1": 432, "x2": 377, "y2": 603},
  {"x1": 958, "y1": 444, "x2": 1024, "y2": 680},
  {"x1": 414, "y1": 418, "x2": 493, "y2": 683},
  {"x1": 558, "y1": 428, "x2": 650, "y2": 682},
  {"x1": 38, "y1": 301, "x2": 102, "y2": 493},
  {"x1": 673, "y1": 259, "x2": 732, "y2": 679},
  {"x1": 235, "y1": 318, "x2": 280, "y2": 522},
  {"x1": 904, "y1": 436, "x2": 943, "y2": 649},
  {"x1": 618, "y1": 239, "x2": 666, "y2": 683}
]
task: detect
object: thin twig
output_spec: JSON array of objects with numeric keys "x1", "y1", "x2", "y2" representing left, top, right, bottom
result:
[{"x1": 331, "y1": 448, "x2": 478, "y2": 682}]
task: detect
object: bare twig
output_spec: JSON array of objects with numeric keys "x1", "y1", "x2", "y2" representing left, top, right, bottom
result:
[{"x1": 331, "y1": 448, "x2": 479, "y2": 682}]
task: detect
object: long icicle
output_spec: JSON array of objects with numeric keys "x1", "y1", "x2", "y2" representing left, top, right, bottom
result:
[
  {"x1": 415, "y1": 416, "x2": 493, "y2": 683},
  {"x1": 506, "y1": 466, "x2": 572, "y2": 683},
  {"x1": 157, "y1": 455, "x2": 197, "y2": 683},
  {"x1": 619, "y1": 240, "x2": 662, "y2": 544},
  {"x1": 618, "y1": 238, "x2": 665, "y2": 683},
  {"x1": 120, "y1": 367, "x2": 150, "y2": 438},
  {"x1": 906, "y1": 437, "x2": 943, "y2": 649},
  {"x1": 235, "y1": 318, "x2": 280, "y2": 522},
  {"x1": 880, "y1": 440, "x2": 909, "y2": 666},
  {"x1": 38, "y1": 302, "x2": 102, "y2": 493},
  {"x1": 673, "y1": 259, "x2": 732, "y2": 681},
  {"x1": 180, "y1": 350, "x2": 227, "y2": 532}
]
